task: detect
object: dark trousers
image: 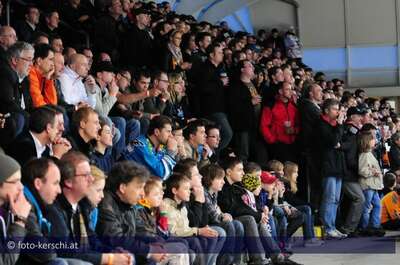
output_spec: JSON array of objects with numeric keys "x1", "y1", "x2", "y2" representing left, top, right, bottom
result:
[{"x1": 341, "y1": 181, "x2": 365, "y2": 233}]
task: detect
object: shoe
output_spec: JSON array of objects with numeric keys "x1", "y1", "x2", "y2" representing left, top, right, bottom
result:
[
  {"x1": 334, "y1": 229, "x2": 348, "y2": 238},
  {"x1": 273, "y1": 257, "x2": 303, "y2": 265},
  {"x1": 369, "y1": 227, "x2": 386, "y2": 237},
  {"x1": 326, "y1": 229, "x2": 346, "y2": 239},
  {"x1": 304, "y1": 238, "x2": 325, "y2": 247}
]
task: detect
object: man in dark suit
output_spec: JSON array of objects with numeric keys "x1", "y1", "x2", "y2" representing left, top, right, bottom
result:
[
  {"x1": 297, "y1": 83, "x2": 323, "y2": 210},
  {"x1": 7, "y1": 106, "x2": 71, "y2": 166},
  {"x1": 0, "y1": 41, "x2": 34, "y2": 139},
  {"x1": 14, "y1": 6, "x2": 40, "y2": 42}
]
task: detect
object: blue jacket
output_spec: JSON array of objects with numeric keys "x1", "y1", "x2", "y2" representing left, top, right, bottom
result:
[{"x1": 121, "y1": 135, "x2": 176, "y2": 179}]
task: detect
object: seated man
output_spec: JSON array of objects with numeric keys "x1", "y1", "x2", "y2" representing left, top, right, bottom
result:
[
  {"x1": 183, "y1": 119, "x2": 210, "y2": 169},
  {"x1": 0, "y1": 153, "x2": 31, "y2": 265},
  {"x1": 58, "y1": 53, "x2": 96, "y2": 108},
  {"x1": 67, "y1": 107, "x2": 100, "y2": 158},
  {"x1": 96, "y1": 161, "x2": 167, "y2": 264},
  {"x1": 8, "y1": 106, "x2": 71, "y2": 166},
  {"x1": 28, "y1": 43, "x2": 58, "y2": 108},
  {"x1": 121, "y1": 115, "x2": 177, "y2": 180},
  {"x1": 47, "y1": 151, "x2": 133, "y2": 265},
  {"x1": 20, "y1": 158, "x2": 86, "y2": 265}
]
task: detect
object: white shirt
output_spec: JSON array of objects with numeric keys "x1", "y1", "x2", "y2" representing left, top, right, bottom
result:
[
  {"x1": 30, "y1": 131, "x2": 47, "y2": 158},
  {"x1": 58, "y1": 66, "x2": 96, "y2": 107}
]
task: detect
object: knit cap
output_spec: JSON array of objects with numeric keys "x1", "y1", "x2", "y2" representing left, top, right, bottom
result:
[
  {"x1": 0, "y1": 153, "x2": 21, "y2": 183},
  {"x1": 242, "y1": 173, "x2": 261, "y2": 192}
]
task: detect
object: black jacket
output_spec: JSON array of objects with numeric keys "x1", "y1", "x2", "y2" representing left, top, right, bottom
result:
[
  {"x1": 227, "y1": 80, "x2": 256, "y2": 132},
  {"x1": 0, "y1": 63, "x2": 32, "y2": 114},
  {"x1": 298, "y1": 98, "x2": 321, "y2": 151},
  {"x1": 342, "y1": 123, "x2": 360, "y2": 182},
  {"x1": 121, "y1": 24, "x2": 154, "y2": 69},
  {"x1": 14, "y1": 20, "x2": 37, "y2": 42},
  {"x1": 7, "y1": 131, "x2": 46, "y2": 166},
  {"x1": 389, "y1": 142, "x2": 400, "y2": 171},
  {"x1": 46, "y1": 194, "x2": 103, "y2": 265},
  {"x1": 217, "y1": 179, "x2": 262, "y2": 222},
  {"x1": 96, "y1": 191, "x2": 150, "y2": 255},
  {"x1": 197, "y1": 60, "x2": 226, "y2": 117},
  {"x1": 67, "y1": 130, "x2": 96, "y2": 159},
  {"x1": 93, "y1": 14, "x2": 121, "y2": 56},
  {"x1": 315, "y1": 116, "x2": 346, "y2": 178}
]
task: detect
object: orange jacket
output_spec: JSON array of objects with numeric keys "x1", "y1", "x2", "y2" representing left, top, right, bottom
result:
[
  {"x1": 29, "y1": 66, "x2": 58, "y2": 107},
  {"x1": 381, "y1": 191, "x2": 400, "y2": 224}
]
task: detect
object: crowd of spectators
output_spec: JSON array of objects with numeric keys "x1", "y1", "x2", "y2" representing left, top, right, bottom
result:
[{"x1": 1, "y1": 0, "x2": 400, "y2": 265}]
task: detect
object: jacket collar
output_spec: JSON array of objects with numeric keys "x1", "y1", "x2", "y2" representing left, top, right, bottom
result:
[{"x1": 321, "y1": 114, "x2": 337, "y2": 126}]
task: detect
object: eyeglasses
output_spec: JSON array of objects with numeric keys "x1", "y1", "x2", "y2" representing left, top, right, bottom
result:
[
  {"x1": 208, "y1": 135, "x2": 220, "y2": 139},
  {"x1": 18, "y1": 57, "x2": 33, "y2": 63}
]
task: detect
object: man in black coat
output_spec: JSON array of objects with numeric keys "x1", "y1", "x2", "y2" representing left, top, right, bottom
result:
[
  {"x1": 297, "y1": 83, "x2": 322, "y2": 209},
  {"x1": 93, "y1": 0, "x2": 123, "y2": 63},
  {"x1": 339, "y1": 107, "x2": 365, "y2": 236},
  {"x1": 389, "y1": 132, "x2": 400, "y2": 171},
  {"x1": 0, "y1": 42, "x2": 34, "y2": 138},
  {"x1": 316, "y1": 98, "x2": 347, "y2": 239},
  {"x1": 197, "y1": 43, "x2": 232, "y2": 150},
  {"x1": 227, "y1": 60, "x2": 260, "y2": 162},
  {"x1": 8, "y1": 107, "x2": 71, "y2": 166},
  {"x1": 121, "y1": 8, "x2": 154, "y2": 69},
  {"x1": 14, "y1": 6, "x2": 40, "y2": 42},
  {"x1": 47, "y1": 151, "x2": 133, "y2": 265}
]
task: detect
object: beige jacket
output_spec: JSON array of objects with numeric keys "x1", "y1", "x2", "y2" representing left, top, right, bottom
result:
[
  {"x1": 182, "y1": 140, "x2": 210, "y2": 169},
  {"x1": 358, "y1": 152, "x2": 383, "y2": 190},
  {"x1": 163, "y1": 198, "x2": 198, "y2": 237}
]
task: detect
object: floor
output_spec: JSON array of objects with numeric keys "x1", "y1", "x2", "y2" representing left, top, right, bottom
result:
[{"x1": 290, "y1": 231, "x2": 400, "y2": 265}]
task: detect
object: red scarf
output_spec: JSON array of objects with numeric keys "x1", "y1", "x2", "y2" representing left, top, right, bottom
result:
[{"x1": 321, "y1": 114, "x2": 337, "y2": 127}]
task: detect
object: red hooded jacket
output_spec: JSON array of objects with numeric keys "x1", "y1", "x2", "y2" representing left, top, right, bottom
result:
[{"x1": 260, "y1": 97, "x2": 300, "y2": 144}]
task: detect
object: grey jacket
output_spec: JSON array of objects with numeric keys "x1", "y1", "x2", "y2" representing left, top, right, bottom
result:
[{"x1": 0, "y1": 208, "x2": 27, "y2": 265}]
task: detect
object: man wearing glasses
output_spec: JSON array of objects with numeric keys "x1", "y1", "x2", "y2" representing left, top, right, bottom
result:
[
  {"x1": 47, "y1": 151, "x2": 133, "y2": 265},
  {"x1": 0, "y1": 42, "x2": 34, "y2": 141},
  {"x1": 0, "y1": 153, "x2": 32, "y2": 264},
  {"x1": 0, "y1": 26, "x2": 18, "y2": 64}
]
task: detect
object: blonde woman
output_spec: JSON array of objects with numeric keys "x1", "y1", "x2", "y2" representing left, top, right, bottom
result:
[
  {"x1": 283, "y1": 161, "x2": 324, "y2": 246},
  {"x1": 164, "y1": 72, "x2": 192, "y2": 124}
]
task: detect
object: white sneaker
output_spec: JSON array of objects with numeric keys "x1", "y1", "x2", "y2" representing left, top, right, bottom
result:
[
  {"x1": 326, "y1": 229, "x2": 345, "y2": 239},
  {"x1": 334, "y1": 229, "x2": 348, "y2": 238}
]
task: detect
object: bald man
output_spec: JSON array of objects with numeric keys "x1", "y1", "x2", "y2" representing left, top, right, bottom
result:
[
  {"x1": 0, "y1": 26, "x2": 18, "y2": 64},
  {"x1": 58, "y1": 53, "x2": 96, "y2": 108}
]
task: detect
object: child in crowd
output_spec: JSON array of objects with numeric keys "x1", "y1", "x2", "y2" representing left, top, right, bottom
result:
[
  {"x1": 381, "y1": 185, "x2": 400, "y2": 230},
  {"x1": 92, "y1": 117, "x2": 116, "y2": 174},
  {"x1": 266, "y1": 160, "x2": 304, "y2": 248},
  {"x1": 173, "y1": 159, "x2": 226, "y2": 265},
  {"x1": 86, "y1": 165, "x2": 107, "y2": 231},
  {"x1": 381, "y1": 172, "x2": 397, "y2": 197},
  {"x1": 163, "y1": 173, "x2": 221, "y2": 265},
  {"x1": 218, "y1": 157, "x2": 299, "y2": 265},
  {"x1": 244, "y1": 163, "x2": 279, "y2": 239},
  {"x1": 200, "y1": 163, "x2": 245, "y2": 265},
  {"x1": 136, "y1": 176, "x2": 191, "y2": 265},
  {"x1": 283, "y1": 162, "x2": 324, "y2": 246},
  {"x1": 358, "y1": 131, "x2": 385, "y2": 236}
]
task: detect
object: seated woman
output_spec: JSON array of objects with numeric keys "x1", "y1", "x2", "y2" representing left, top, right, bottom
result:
[{"x1": 163, "y1": 72, "x2": 192, "y2": 126}]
